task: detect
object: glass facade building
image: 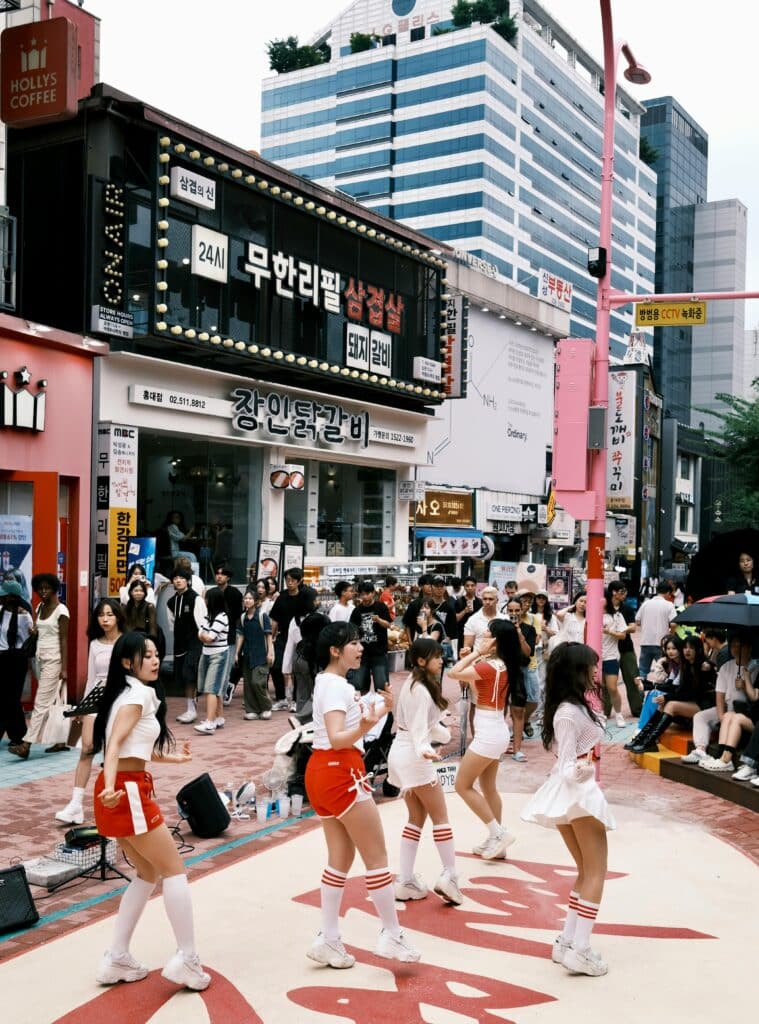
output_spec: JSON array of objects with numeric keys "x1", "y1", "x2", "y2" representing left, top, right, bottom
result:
[{"x1": 260, "y1": 0, "x2": 657, "y2": 359}]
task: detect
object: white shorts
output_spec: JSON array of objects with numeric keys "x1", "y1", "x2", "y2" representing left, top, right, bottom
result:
[
  {"x1": 387, "y1": 733, "x2": 439, "y2": 792},
  {"x1": 468, "y1": 708, "x2": 509, "y2": 760}
]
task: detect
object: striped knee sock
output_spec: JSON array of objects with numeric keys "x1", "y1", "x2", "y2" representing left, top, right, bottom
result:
[
  {"x1": 320, "y1": 866, "x2": 347, "y2": 942},
  {"x1": 366, "y1": 867, "x2": 400, "y2": 937},
  {"x1": 432, "y1": 822, "x2": 456, "y2": 875},
  {"x1": 560, "y1": 889, "x2": 580, "y2": 942},
  {"x1": 572, "y1": 897, "x2": 600, "y2": 950},
  {"x1": 399, "y1": 822, "x2": 422, "y2": 882}
]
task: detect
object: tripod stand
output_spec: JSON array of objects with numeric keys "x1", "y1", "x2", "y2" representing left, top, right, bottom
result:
[{"x1": 49, "y1": 836, "x2": 131, "y2": 893}]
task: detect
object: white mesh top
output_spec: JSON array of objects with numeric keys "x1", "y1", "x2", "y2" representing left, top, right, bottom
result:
[
  {"x1": 394, "y1": 675, "x2": 445, "y2": 759},
  {"x1": 552, "y1": 701, "x2": 605, "y2": 781}
]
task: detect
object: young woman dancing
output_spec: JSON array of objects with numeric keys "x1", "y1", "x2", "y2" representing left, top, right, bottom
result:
[
  {"x1": 521, "y1": 641, "x2": 616, "y2": 977},
  {"x1": 92, "y1": 632, "x2": 210, "y2": 991},
  {"x1": 447, "y1": 618, "x2": 522, "y2": 860},
  {"x1": 388, "y1": 637, "x2": 461, "y2": 905},
  {"x1": 304, "y1": 621, "x2": 420, "y2": 969}
]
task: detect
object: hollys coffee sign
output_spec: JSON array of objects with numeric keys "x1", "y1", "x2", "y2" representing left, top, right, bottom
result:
[{"x1": 1, "y1": 17, "x2": 78, "y2": 127}]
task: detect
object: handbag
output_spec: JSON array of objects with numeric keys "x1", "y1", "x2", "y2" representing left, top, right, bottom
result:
[
  {"x1": 638, "y1": 689, "x2": 663, "y2": 730},
  {"x1": 21, "y1": 632, "x2": 37, "y2": 658},
  {"x1": 41, "y1": 683, "x2": 73, "y2": 747}
]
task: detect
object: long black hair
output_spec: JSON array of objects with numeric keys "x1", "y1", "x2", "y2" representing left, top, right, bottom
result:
[
  {"x1": 487, "y1": 618, "x2": 522, "y2": 696},
  {"x1": 86, "y1": 599, "x2": 125, "y2": 643},
  {"x1": 204, "y1": 586, "x2": 228, "y2": 621},
  {"x1": 92, "y1": 633, "x2": 174, "y2": 756},
  {"x1": 316, "y1": 621, "x2": 359, "y2": 671},
  {"x1": 541, "y1": 642, "x2": 600, "y2": 750},
  {"x1": 409, "y1": 636, "x2": 447, "y2": 711}
]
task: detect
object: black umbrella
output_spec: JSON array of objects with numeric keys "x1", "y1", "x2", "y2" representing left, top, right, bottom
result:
[
  {"x1": 674, "y1": 593, "x2": 759, "y2": 629},
  {"x1": 685, "y1": 528, "x2": 759, "y2": 601}
]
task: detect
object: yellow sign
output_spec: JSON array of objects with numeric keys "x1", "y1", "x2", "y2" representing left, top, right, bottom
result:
[
  {"x1": 107, "y1": 507, "x2": 136, "y2": 597},
  {"x1": 545, "y1": 489, "x2": 556, "y2": 526},
  {"x1": 635, "y1": 302, "x2": 707, "y2": 327}
]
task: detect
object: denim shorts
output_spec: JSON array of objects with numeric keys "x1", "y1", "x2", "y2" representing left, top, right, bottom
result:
[
  {"x1": 602, "y1": 658, "x2": 620, "y2": 677},
  {"x1": 197, "y1": 650, "x2": 227, "y2": 695},
  {"x1": 522, "y1": 667, "x2": 540, "y2": 703}
]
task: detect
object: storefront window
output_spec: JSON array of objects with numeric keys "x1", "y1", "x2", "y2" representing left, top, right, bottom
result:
[{"x1": 137, "y1": 433, "x2": 262, "y2": 584}]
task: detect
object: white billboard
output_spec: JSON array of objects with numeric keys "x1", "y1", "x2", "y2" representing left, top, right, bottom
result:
[{"x1": 424, "y1": 310, "x2": 554, "y2": 495}]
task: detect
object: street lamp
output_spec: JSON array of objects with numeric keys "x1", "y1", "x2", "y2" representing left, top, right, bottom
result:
[{"x1": 584, "y1": 1, "x2": 651, "y2": 664}]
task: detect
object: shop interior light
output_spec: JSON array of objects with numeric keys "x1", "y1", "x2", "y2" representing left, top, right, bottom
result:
[
  {"x1": 367, "y1": 228, "x2": 376, "y2": 237},
  {"x1": 189, "y1": 150, "x2": 200, "y2": 160},
  {"x1": 481, "y1": 306, "x2": 489, "y2": 312},
  {"x1": 273, "y1": 350, "x2": 284, "y2": 359},
  {"x1": 231, "y1": 168, "x2": 243, "y2": 178},
  {"x1": 285, "y1": 353, "x2": 296, "y2": 362},
  {"x1": 181, "y1": 258, "x2": 190, "y2": 265},
  {"x1": 330, "y1": 365, "x2": 340, "y2": 373},
  {"x1": 360, "y1": 371, "x2": 369, "y2": 380},
  {"x1": 271, "y1": 186, "x2": 281, "y2": 195},
  {"x1": 218, "y1": 162, "x2": 229, "y2": 171},
  {"x1": 357, "y1": 224, "x2": 367, "y2": 233},
  {"x1": 319, "y1": 361, "x2": 329, "y2": 370},
  {"x1": 414, "y1": 385, "x2": 423, "y2": 394},
  {"x1": 340, "y1": 367, "x2": 350, "y2": 376},
  {"x1": 337, "y1": 215, "x2": 347, "y2": 225},
  {"x1": 282, "y1": 191, "x2": 292, "y2": 200},
  {"x1": 158, "y1": 174, "x2": 170, "y2": 186},
  {"x1": 441, "y1": 292, "x2": 451, "y2": 300},
  {"x1": 158, "y1": 152, "x2": 170, "y2": 164},
  {"x1": 305, "y1": 200, "x2": 315, "y2": 210},
  {"x1": 258, "y1": 180, "x2": 269, "y2": 190},
  {"x1": 380, "y1": 377, "x2": 388, "y2": 386},
  {"x1": 248, "y1": 344, "x2": 259, "y2": 354},
  {"x1": 514, "y1": 319, "x2": 522, "y2": 326},
  {"x1": 308, "y1": 359, "x2": 318, "y2": 368},
  {"x1": 316, "y1": 205, "x2": 326, "y2": 215},
  {"x1": 245, "y1": 175, "x2": 255, "y2": 184},
  {"x1": 388, "y1": 378, "x2": 397, "y2": 386},
  {"x1": 530, "y1": 325, "x2": 538, "y2": 332},
  {"x1": 369, "y1": 374, "x2": 378, "y2": 383},
  {"x1": 159, "y1": 136, "x2": 171, "y2": 147},
  {"x1": 175, "y1": 143, "x2": 186, "y2": 154},
  {"x1": 296, "y1": 356, "x2": 307, "y2": 365},
  {"x1": 326, "y1": 211, "x2": 337, "y2": 220},
  {"x1": 170, "y1": 325, "x2": 182, "y2": 335},
  {"x1": 499, "y1": 314, "x2": 506, "y2": 319},
  {"x1": 132, "y1": 293, "x2": 142, "y2": 302},
  {"x1": 378, "y1": 233, "x2": 386, "y2": 241},
  {"x1": 156, "y1": 280, "x2": 168, "y2": 291},
  {"x1": 294, "y1": 196, "x2": 304, "y2": 206},
  {"x1": 348, "y1": 220, "x2": 357, "y2": 229},
  {"x1": 423, "y1": 388, "x2": 431, "y2": 396}
]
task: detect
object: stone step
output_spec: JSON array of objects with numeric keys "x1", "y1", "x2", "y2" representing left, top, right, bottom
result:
[{"x1": 660, "y1": 758, "x2": 759, "y2": 812}]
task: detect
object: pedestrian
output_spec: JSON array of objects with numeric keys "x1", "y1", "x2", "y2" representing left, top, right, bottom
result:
[
  {"x1": 516, "y1": 591, "x2": 541, "y2": 743},
  {"x1": 56, "y1": 599, "x2": 125, "y2": 825},
  {"x1": 726, "y1": 551, "x2": 759, "y2": 595},
  {"x1": 611, "y1": 583, "x2": 642, "y2": 719},
  {"x1": 206, "y1": 565, "x2": 243, "y2": 706},
  {"x1": 235, "y1": 589, "x2": 273, "y2": 720},
  {"x1": 123, "y1": 579, "x2": 161, "y2": 656},
  {"x1": 305, "y1": 622, "x2": 420, "y2": 969},
  {"x1": 555, "y1": 592, "x2": 587, "y2": 643},
  {"x1": 601, "y1": 584, "x2": 629, "y2": 728},
  {"x1": 521, "y1": 641, "x2": 616, "y2": 977},
  {"x1": 388, "y1": 637, "x2": 461, "y2": 906},
  {"x1": 454, "y1": 575, "x2": 482, "y2": 654},
  {"x1": 350, "y1": 580, "x2": 392, "y2": 694},
  {"x1": 447, "y1": 618, "x2": 522, "y2": 859},
  {"x1": 92, "y1": 632, "x2": 210, "y2": 990},
  {"x1": 401, "y1": 573, "x2": 433, "y2": 647},
  {"x1": 503, "y1": 597, "x2": 537, "y2": 763},
  {"x1": 119, "y1": 564, "x2": 156, "y2": 607},
  {"x1": 193, "y1": 587, "x2": 229, "y2": 735},
  {"x1": 634, "y1": 581, "x2": 676, "y2": 680},
  {"x1": 328, "y1": 581, "x2": 355, "y2": 623},
  {"x1": 269, "y1": 568, "x2": 304, "y2": 710},
  {"x1": 379, "y1": 575, "x2": 399, "y2": 620},
  {"x1": 9, "y1": 573, "x2": 69, "y2": 760},
  {"x1": 0, "y1": 580, "x2": 34, "y2": 752},
  {"x1": 462, "y1": 585, "x2": 500, "y2": 653},
  {"x1": 167, "y1": 569, "x2": 206, "y2": 725}
]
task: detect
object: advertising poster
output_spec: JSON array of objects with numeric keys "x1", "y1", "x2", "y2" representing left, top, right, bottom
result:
[
  {"x1": 108, "y1": 509, "x2": 137, "y2": 597},
  {"x1": 546, "y1": 567, "x2": 574, "y2": 609},
  {"x1": 488, "y1": 560, "x2": 518, "y2": 599},
  {"x1": 127, "y1": 537, "x2": 157, "y2": 584},
  {"x1": 0, "y1": 515, "x2": 33, "y2": 602},
  {"x1": 283, "y1": 544, "x2": 304, "y2": 578},
  {"x1": 256, "y1": 541, "x2": 282, "y2": 583},
  {"x1": 516, "y1": 562, "x2": 547, "y2": 595}
]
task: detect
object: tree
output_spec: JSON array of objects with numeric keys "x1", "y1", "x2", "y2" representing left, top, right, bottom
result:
[
  {"x1": 266, "y1": 35, "x2": 329, "y2": 73},
  {"x1": 492, "y1": 14, "x2": 518, "y2": 43},
  {"x1": 350, "y1": 32, "x2": 376, "y2": 53},
  {"x1": 451, "y1": 0, "x2": 474, "y2": 28},
  {"x1": 699, "y1": 386, "x2": 759, "y2": 529},
  {"x1": 639, "y1": 136, "x2": 659, "y2": 167}
]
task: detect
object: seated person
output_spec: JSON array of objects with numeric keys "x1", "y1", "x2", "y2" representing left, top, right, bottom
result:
[{"x1": 625, "y1": 637, "x2": 683, "y2": 752}]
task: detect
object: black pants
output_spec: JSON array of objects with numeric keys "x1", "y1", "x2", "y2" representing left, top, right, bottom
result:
[
  {"x1": 0, "y1": 650, "x2": 29, "y2": 744},
  {"x1": 269, "y1": 637, "x2": 286, "y2": 701}
]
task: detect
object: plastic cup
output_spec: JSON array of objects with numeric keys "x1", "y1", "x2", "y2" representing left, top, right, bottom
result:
[
  {"x1": 278, "y1": 795, "x2": 290, "y2": 817},
  {"x1": 291, "y1": 794, "x2": 303, "y2": 817},
  {"x1": 256, "y1": 802, "x2": 269, "y2": 824}
]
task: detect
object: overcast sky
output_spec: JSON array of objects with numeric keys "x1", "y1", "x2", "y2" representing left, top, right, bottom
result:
[{"x1": 82, "y1": 0, "x2": 759, "y2": 325}]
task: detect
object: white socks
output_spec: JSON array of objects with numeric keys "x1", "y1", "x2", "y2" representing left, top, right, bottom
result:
[
  {"x1": 320, "y1": 866, "x2": 347, "y2": 942},
  {"x1": 366, "y1": 868, "x2": 400, "y2": 937},
  {"x1": 162, "y1": 873, "x2": 197, "y2": 957},
  {"x1": 399, "y1": 823, "x2": 422, "y2": 881},
  {"x1": 70, "y1": 786, "x2": 86, "y2": 808},
  {"x1": 560, "y1": 889, "x2": 580, "y2": 942},
  {"x1": 572, "y1": 897, "x2": 600, "y2": 950},
  {"x1": 487, "y1": 819, "x2": 501, "y2": 838},
  {"x1": 432, "y1": 823, "x2": 456, "y2": 875},
  {"x1": 110, "y1": 875, "x2": 156, "y2": 956}
]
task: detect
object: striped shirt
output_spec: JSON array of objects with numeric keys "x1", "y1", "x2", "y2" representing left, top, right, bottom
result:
[{"x1": 201, "y1": 612, "x2": 229, "y2": 656}]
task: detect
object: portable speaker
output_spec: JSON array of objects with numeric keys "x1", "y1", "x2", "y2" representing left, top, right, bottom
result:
[
  {"x1": 0, "y1": 866, "x2": 39, "y2": 934},
  {"x1": 176, "y1": 772, "x2": 230, "y2": 839}
]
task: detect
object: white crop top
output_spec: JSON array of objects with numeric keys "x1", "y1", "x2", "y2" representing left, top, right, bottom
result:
[
  {"x1": 311, "y1": 671, "x2": 363, "y2": 751},
  {"x1": 105, "y1": 676, "x2": 161, "y2": 761}
]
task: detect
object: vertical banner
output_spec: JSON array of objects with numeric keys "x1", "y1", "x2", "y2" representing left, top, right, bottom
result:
[
  {"x1": 256, "y1": 541, "x2": 282, "y2": 584},
  {"x1": 127, "y1": 537, "x2": 157, "y2": 584},
  {"x1": 96, "y1": 423, "x2": 139, "y2": 596},
  {"x1": 607, "y1": 371, "x2": 636, "y2": 511},
  {"x1": 282, "y1": 544, "x2": 304, "y2": 579},
  {"x1": 0, "y1": 515, "x2": 33, "y2": 603}
]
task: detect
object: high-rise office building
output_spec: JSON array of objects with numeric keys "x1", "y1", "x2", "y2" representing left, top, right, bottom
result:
[
  {"x1": 639, "y1": 96, "x2": 708, "y2": 422},
  {"x1": 260, "y1": 0, "x2": 657, "y2": 358}
]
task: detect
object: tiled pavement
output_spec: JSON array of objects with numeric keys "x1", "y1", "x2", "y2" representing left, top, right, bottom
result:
[{"x1": 1, "y1": 671, "x2": 757, "y2": 963}]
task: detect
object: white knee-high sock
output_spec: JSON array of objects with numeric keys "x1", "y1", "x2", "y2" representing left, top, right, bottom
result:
[
  {"x1": 162, "y1": 873, "x2": 197, "y2": 957},
  {"x1": 399, "y1": 823, "x2": 422, "y2": 881},
  {"x1": 110, "y1": 876, "x2": 156, "y2": 956},
  {"x1": 320, "y1": 866, "x2": 347, "y2": 942},
  {"x1": 573, "y1": 897, "x2": 600, "y2": 950},
  {"x1": 70, "y1": 786, "x2": 86, "y2": 808},
  {"x1": 432, "y1": 823, "x2": 457, "y2": 875},
  {"x1": 366, "y1": 868, "x2": 400, "y2": 937},
  {"x1": 560, "y1": 890, "x2": 580, "y2": 942}
]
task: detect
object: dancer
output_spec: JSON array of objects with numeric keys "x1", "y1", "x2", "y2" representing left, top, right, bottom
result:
[
  {"x1": 305, "y1": 621, "x2": 420, "y2": 969},
  {"x1": 388, "y1": 637, "x2": 461, "y2": 905},
  {"x1": 92, "y1": 632, "x2": 210, "y2": 991},
  {"x1": 447, "y1": 618, "x2": 522, "y2": 859},
  {"x1": 521, "y1": 642, "x2": 615, "y2": 977},
  {"x1": 56, "y1": 599, "x2": 125, "y2": 825}
]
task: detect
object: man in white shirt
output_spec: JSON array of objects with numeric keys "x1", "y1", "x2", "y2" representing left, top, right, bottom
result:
[
  {"x1": 328, "y1": 581, "x2": 354, "y2": 623},
  {"x1": 634, "y1": 582, "x2": 676, "y2": 680},
  {"x1": 463, "y1": 587, "x2": 502, "y2": 653}
]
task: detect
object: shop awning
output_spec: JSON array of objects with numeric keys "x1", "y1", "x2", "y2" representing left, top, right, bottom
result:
[{"x1": 413, "y1": 527, "x2": 483, "y2": 539}]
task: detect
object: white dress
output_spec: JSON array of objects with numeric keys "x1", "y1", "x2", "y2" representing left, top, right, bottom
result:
[
  {"x1": 521, "y1": 702, "x2": 616, "y2": 830},
  {"x1": 387, "y1": 675, "x2": 450, "y2": 792}
]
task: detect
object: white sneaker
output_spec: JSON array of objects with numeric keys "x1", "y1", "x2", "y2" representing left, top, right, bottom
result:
[
  {"x1": 481, "y1": 828, "x2": 517, "y2": 861},
  {"x1": 614, "y1": 712, "x2": 626, "y2": 728},
  {"x1": 161, "y1": 950, "x2": 211, "y2": 990},
  {"x1": 272, "y1": 699, "x2": 288, "y2": 711},
  {"x1": 244, "y1": 712, "x2": 259, "y2": 720},
  {"x1": 193, "y1": 720, "x2": 216, "y2": 734},
  {"x1": 732, "y1": 765, "x2": 757, "y2": 782},
  {"x1": 433, "y1": 870, "x2": 463, "y2": 905},
  {"x1": 552, "y1": 935, "x2": 572, "y2": 965},
  {"x1": 176, "y1": 708, "x2": 197, "y2": 724},
  {"x1": 261, "y1": 710, "x2": 272, "y2": 720},
  {"x1": 751, "y1": 774, "x2": 759, "y2": 788},
  {"x1": 375, "y1": 929, "x2": 421, "y2": 963},
  {"x1": 213, "y1": 717, "x2": 225, "y2": 729},
  {"x1": 307, "y1": 933, "x2": 355, "y2": 969},
  {"x1": 96, "y1": 950, "x2": 148, "y2": 985},
  {"x1": 55, "y1": 800, "x2": 84, "y2": 825},
  {"x1": 562, "y1": 945, "x2": 608, "y2": 976},
  {"x1": 394, "y1": 874, "x2": 428, "y2": 901},
  {"x1": 704, "y1": 758, "x2": 734, "y2": 772},
  {"x1": 472, "y1": 836, "x2": 489, "y2": 856},
  {"x1": 681, "y1": 748, "x2": 707, "y2": 764}
]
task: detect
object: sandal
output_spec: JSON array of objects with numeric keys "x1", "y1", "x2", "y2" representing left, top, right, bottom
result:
[{"x1": 45, "y1": 743, "x2": 69, "y2": 753}]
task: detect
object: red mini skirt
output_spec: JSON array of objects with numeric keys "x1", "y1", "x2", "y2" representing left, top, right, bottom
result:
[
  {"x1": 305, "y1": 748, "x2": 373, "y2": 819},
  {"x1": 94, "y1": 770, "x2": 164, "y2": 838}
]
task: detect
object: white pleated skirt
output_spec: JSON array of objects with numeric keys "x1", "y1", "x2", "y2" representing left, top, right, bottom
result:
[{"x1": 521, "y1": 772, "x2": 616, "y2": 831}]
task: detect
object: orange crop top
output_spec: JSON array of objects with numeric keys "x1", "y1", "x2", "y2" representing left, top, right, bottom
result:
[{"x1": 473, "y1": 659, "x2": 508, "y2": 711}]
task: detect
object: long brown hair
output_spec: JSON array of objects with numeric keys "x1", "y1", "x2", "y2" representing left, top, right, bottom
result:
[{"x1": 409, "y1": 637, "x2": 447, "y2": 711}]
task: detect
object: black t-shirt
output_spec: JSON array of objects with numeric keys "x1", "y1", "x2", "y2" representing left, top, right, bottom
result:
[
  {"x1": 617, "y1": 602, "x2": 635, "y2": 655},
  {"x1": 726, "y1": 576, "x2": 759, "y2": 596},
  {"x1": 518, "y1": 621, "x2": 537, "y2": 665},
  {"x1": 429, "y1": 597, "x2": 458, "y2": 640},
  {"x1": 454, "y1": 595, "x2": 483, "y2": 643},
  {"x1": 270, "y1": 590, "x2": 299, "y2": 641},
  {"x1": 350, "y1": 600, "x2": 392, "y2": 657},
  {"x1": 402, "y1": 596, "x2": 426, "y2": 642}
]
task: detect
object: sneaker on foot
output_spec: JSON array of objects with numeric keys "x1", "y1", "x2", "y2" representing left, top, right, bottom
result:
[
  {"x1": 272, "y1": 699, "x2": 288, "y2": 711},
  {"x1": 681, "y1": 748, "x2": 707, "y2": 764},
  {"x1": 307, "y1": 933, "x2": 355, "y2": 969},
  {"x1": 244, "y1": 712, "x2": 259, "y2": 720},
  {"x1": 260, "y1": 710, "x2": 272, "y2": 720},
  {"x1": 704, "y1": 757, "x2": 733, "y2": 772},
  {"x1": 511, "y1": 751, "x2": 527, "y2": 763},
  {"x1": 375, "y1": 929, "x2": 421, "y2": 963},
  {"x1": 524, "y1": 723, "x2": 534, "y2": 737},
  {"x1": 751, "y1": 774, "x2": 759, "y2": 788},
  {"x1": 552, "y1": 935, "x2": 572, "y2": 965},
  {"x1": 481, "y1": 828, "x2": 517, "y2": 860},
  {"x1": 193, "y1": 720, "x2": 216, "y2": 734},
  {"x1": 433, "y1": 870, "x2": 463, "y2": 905},
  {"x1": 176, "y1": 709, "x2": 197, "y2": 724},
  {"x1": 213, "y1": 717, "x2": 225, "y2": 729},
  {"x1": 96, "y1": 950, "x2": 148, "y2": 985},
  {"x1": 614, "y1": 712, "x2": 626, "y2": 728},
  {"x1": 222, "y1": 681, "x2": 235, "y2": 706},
  {"x1": 732, "y1": 765, "x2": 757, "y2": 782},
  {"x1": 289, "y1": 702, "x2": 297, "y2": 712},
  {"x1": 472, "y1": 836, "x2": 489, "y2": 856},
  {"x1": 55, "y1": 800, "x2": 84, "y2": 825},
  {"x1": 161, "y1": 950, "x2": 211, "y2": 991},
  {"x1": 562, "y1": 945, "x2": 608, "y2": 977},
  {"x1": 394, "y1": 874, "x2": 428, "y2": 901}
]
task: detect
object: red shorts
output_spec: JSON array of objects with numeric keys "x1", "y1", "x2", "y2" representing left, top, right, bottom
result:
[
  {"x1": 94, "y1": 770, "x2": 164, "y2": 838},
  {"x1": 305, "y1": 748, "x2": 374, "y2": 819}
]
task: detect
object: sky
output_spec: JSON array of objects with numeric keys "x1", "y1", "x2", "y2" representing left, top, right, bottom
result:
[{"x1": 82, "y1": 0, "x2": 759, "y2": 325}]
